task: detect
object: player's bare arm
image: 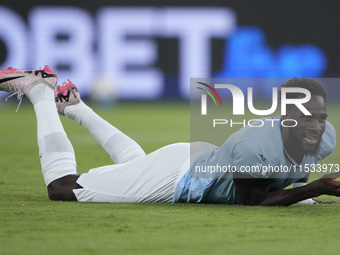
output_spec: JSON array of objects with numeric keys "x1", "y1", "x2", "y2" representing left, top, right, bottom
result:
[
  {"x1": 234, "y1": 172, "x2": 340, "y2": 206},
  {"x1": 295, "y1": 175, "x2": 340, "y2": 204}
]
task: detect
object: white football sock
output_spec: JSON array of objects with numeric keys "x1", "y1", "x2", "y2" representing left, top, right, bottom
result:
[
  {"x1": 29, "y1": 84, "x2": 77, "y2": 186},
  {"x1": 64, "y1": 101, "x2": 146, "y2": 163}
]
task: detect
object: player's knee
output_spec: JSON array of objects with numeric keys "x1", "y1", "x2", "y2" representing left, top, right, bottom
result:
[
  {"x1": 47, "y1": 182, "x2": 64, "y2": 201},
  {"x1": 47, "y1": 182, "x2": 71, "y2": 201},
  {"x1": 47, "y1": 175, "x2": 79, "y2": 201}
]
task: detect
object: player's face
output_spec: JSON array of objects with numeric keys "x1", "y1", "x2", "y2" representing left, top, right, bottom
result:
[{"x1": 284, "y1": 95, "x2": 327, "y2": 154}]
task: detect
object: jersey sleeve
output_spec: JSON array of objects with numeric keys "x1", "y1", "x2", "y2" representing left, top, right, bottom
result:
[
  {"x1": 318, "y1": 121, "x2": 336, "y2": 160},
  {"x1": 232, "y1": 141, "x2": 273, "y2": 179}
]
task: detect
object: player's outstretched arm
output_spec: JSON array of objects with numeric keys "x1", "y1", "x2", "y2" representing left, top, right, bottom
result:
[
  {"x1": 293, "y1": 177, "x2": 340, "y2": 204},
  {"x1": 234, "y1": 172, "x2": 340, "y2": 206}
]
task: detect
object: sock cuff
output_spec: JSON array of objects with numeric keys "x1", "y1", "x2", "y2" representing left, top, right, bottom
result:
[
  {"x1": 41, "y1": 152, "x2": 77, "y2": 186},
  {"x1": 41, "y1": 152, "x2": 76, "y2": 169}
]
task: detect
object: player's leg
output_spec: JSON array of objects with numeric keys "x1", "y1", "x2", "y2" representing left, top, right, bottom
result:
[
  {"x1": 55, "y1": 80, "x2": 146, "y2": 164},
  {"x1": 0, "y1": 66, "x2": 78, "y2": 201},
  {"x1": 73, "y1": 143, "x2": 191, "y2": 203},
  {"x1": 72, "y1": 142, "x2": 218, "y2": 203}
]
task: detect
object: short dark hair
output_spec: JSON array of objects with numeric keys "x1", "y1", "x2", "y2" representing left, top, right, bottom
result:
[{"x1": 280, "y1": 77, "x2": 327, "y2": 101}]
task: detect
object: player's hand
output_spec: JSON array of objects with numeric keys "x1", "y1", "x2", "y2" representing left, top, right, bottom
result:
[
  {"x1": 311, "y1": 198, "x2": 340, "y2": 204},
  {"x1": 314, "y1": 172, "x2": 340, "y2": 197}
]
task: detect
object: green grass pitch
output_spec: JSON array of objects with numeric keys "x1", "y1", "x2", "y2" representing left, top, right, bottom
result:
[{"x1": 0, "y1": 99, "x2": 339, "y2": 255}]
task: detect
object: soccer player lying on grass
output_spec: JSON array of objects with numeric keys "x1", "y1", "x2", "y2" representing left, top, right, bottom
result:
[{"x1": 0, "y1": 66, "x2": 339, "y2": 206}]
